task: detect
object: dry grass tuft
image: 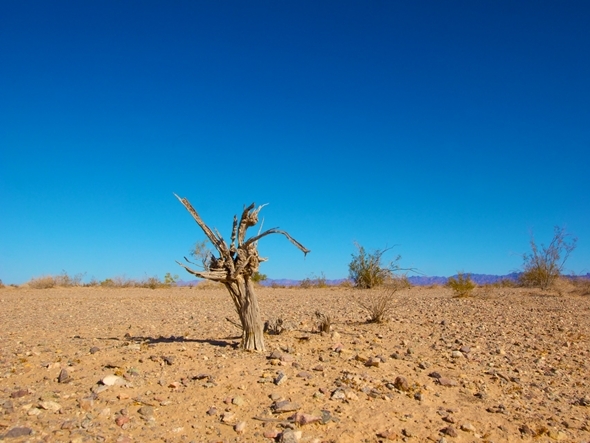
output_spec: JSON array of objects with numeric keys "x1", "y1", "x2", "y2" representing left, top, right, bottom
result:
[{"x1": 315, "y1": 311, "x2": 331, "y2": 332}]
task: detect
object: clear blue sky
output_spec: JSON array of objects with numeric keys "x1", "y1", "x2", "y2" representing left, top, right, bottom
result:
[{"x1": 1, "y1": 1, "x2": 589, "y2": 284}]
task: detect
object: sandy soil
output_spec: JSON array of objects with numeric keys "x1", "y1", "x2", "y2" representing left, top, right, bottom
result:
[{"x1": 1, "y1": 285, "x2": 589, "y2": 443}]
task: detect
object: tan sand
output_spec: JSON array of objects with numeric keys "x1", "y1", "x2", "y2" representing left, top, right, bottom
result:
[{"x1": 0, "y1": 286, "x2": 589, "y2": 442}]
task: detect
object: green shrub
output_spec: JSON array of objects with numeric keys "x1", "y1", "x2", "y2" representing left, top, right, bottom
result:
[
  {"x1": 251, "y1": 272, "x2": 267, "y2": 284},
  {"x1": 349, "y1": 243, "x2": 403, "y2": 289},
  {"x1": 447, "y1": 272, "x2": 476, "y2": 297},
  {"x1": 520, "y1": 226, "x2": 577, "y2": 290},
  {"x1": 164, "y1": 272, "x2": 179, "y2": 286}
]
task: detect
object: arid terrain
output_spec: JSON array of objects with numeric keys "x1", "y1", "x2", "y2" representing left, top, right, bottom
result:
[{"x1": 1, "y1": 285, "x2": 589, "y2": 443}]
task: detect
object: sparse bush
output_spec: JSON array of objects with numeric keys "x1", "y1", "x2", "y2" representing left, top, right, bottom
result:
[
  {"x1": 28, "y1": 276, "x2": 56, "y2": 289},
  {"x1": 520, "y1": 226, "x2": 577, "y2": 290},
  {"x1": 251, "y1": 272, "x2": 267, "y2": 284},
  {"x1": 349, "y1": 243, "x2": 404, "y2": 289},
  {"x1": 28, "y1": 271, "x2": 84, "y2": 289},
  {"x1": 140, "y1": 276, "x2": 161, "y2": 289},
  {"x1": 164, "y1": 272, "x2": 179, "y2": 286},
  {"x1": 356, "y1": 286, "x2": 399, "y2": 323},
  {"x1": 100, "y1": 276, "x2": 136, "y2": 288},
  {"x1": 0, "y1": 279, "x2": 4, "y2": 288},
  {"x1": 447, "y1": 272, "x2": 476, "y2": 297},
  {"x1": 54, "y1": 271, "x2": 84, "y2": 287},
  {"x1": 300, "y1": 272, "x2": 328, "y2": 288}
]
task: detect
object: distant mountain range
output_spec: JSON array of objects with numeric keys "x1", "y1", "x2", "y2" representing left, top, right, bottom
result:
[{"x1": 176, "y1": 272, "x2": 589, "y2": 287}]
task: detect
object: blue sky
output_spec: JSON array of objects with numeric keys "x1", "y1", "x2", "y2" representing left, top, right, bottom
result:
[{"x1": 1, "y1": 1, "x2": 589, "y2": 284}]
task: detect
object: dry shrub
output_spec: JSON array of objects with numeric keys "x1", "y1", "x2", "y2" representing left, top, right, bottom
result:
[
  {"x1": 28, "y1": 271, "x2": 84, "y2": 289},
  {"x1": 264, "y1": 318, "x2": 285, "y2": 335},
  {"x1": 520, "y1": 226, "x2": 577, "y2": 290},
  {"x1": 315, "y1": 311, "x2": 331, "y2": 332},
  {"x1": 571, "y1": 278, "x2": 590, "y2": 296},
  {"x1": 0, "y1": 279, "x2": 4, "y2": 288},
  {"x1": 194, "y1": 280, "x2": 223, "y2": 290},
  {"x1": 356, "y1": 276, "x2": 408, "y2": 323},
  {"x1": 447, "y1": 272, "x2": 476, "y2": 298},
  {"x1": 100, "y1": 276, "x2": 136, "y2": 288},
  {"x1": 300, "y1": 272, "x2": 328, "y2": 288},
  {"x1": 28, "y1": 276, "x2": 56, "y2": 289}
]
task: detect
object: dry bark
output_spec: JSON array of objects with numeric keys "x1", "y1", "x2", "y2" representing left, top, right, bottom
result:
[{"x1": 174, "y1": 194, "x2": 309, "y2": 351}]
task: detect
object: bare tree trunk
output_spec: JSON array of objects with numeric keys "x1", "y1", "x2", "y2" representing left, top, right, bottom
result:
[
  {"x1": 240, "y1": 277, "x2": 265, "y2": 351},
  {"x1": 174, "y1": 194, "x2": 309, "y2": 352}
]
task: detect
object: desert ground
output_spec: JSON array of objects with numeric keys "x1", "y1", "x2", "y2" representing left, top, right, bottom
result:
[{"x1": 1, "y1": 285, "x2": 589, "y2": 443}]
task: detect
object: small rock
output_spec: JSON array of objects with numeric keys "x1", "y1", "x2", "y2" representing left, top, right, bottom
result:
[
  {"x1": 331, "y1": 389, "x2": 347, "y2": 400},
  {"x1": 441, "y1": 426, "x2": 458, "y2": 437},
  {"x1": 221, "y1": 412, "x2": 235, "y2": 423},
  {"x1": 234, "y1": 421, "x2": 246, "y2": 434},
  {"x1": 78, "y1": 397, "x2": 94, "y2": 411},
  {"x1": 232, "y1": 396, "x2": 245, "y2": 406},
  {"x1": 58, "y1": 368, "x2": 71, "y2": 383},
  {"x1": 162, "y1": 356, "x2": 175, "y2": 365},
  {"x1": 548, "y1": 430, "x2": 568, "y2": 441},
  {"x1": 290, "y1": 411, "x2": 322, "y2": 425},
  {"x1": 138, "y1": 406, "x2": 154, "y2": 418},
  {"x1": 459, "y1": 345, "x2": 471, "y2": 354},
  {"x1": 394, "y1": 376, "x2": 410, "y2": 391},
  {"x1": 296, "y1": 371, "x2": 313, "y2": 379},
  {"x1": 519, "y1": 424, "x2": 534, "y2": 436},
  {"x1": 376, "y1": 430, "x2": 399, "y2": 440},
  {"x1": 365, "y1": 357, "x2": 380, "y2": 367},
  {"x1": 115, "y1": 415, "x2": 129, "y2": 427},
  {"x1": 268, "y1": 350, "x2": 283, "y2": 360},
  {"x1": 403, "y1": 428, "x2": 416, "y2": 437},
  {"x1": 274, "y1": 372, "x2": 288, "y2": 386},
  {"x1": 451, "y1": 351, "x2": 463, "y2": 359},
  {"x1": 27, "y1": 407, "x2": 41, "y2": 416},
  {"x1": 9, "y1": 389, "x2": 28, "y2": 398},
  {"x1": 89, "y1": 346, "x2": 100, "y2": 354},
  {"x1": 280, "y1": 429, "x2": 301, "y2": 443},
  {"x1": 461, "y1": 422, "x2": 476, "y2": 433},
  {"x1": 4, "y1": 427, "x2": 33, "y2": 438},
  {"x1": 61, "y1": 420, "x2": 76, "y2": 430},
  {"x1": 101, "y1": 374, "x2": 126, "y2": 386},
  {"x1": 312, "y1": 364, "x2": 324, "y2": 371},
  {"x1": 355, "y1": 354, "x2": 369, "y2": 363},
  {"x1": 273, "y1": 400, "x2": 300, "y2": 413},
  {"x1": 39, "y1": 400, "x2": 62, "y2": 412},
  {"x1": 263, "y1": 429, "x2": 281, "y2": 439},
  {"x1": 438, "y1": 377, "x2": 458, "y2": 387},
  {"x1": 206, "y1": 407, "x2": 217, "y2": 416}
]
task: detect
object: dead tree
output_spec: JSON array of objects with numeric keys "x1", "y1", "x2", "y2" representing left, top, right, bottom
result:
[{"x1": 174, "y1": 194, "x2": 309, "y2": 351}]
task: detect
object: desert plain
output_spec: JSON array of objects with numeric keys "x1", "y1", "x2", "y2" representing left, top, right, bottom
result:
[{"x1": 0, "y1": 285, "x2": 589, "y2": 443}]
